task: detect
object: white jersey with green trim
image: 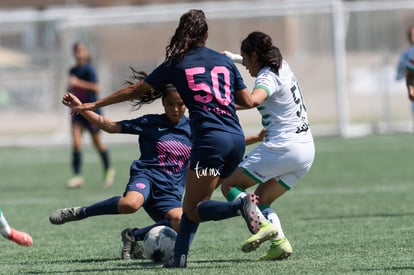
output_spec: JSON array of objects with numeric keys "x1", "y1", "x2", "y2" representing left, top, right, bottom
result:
[{"x1": 255, "y1": 60, "x2": 313, "y2": 144}]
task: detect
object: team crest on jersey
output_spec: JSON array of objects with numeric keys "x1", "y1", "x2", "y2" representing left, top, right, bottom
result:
[{"x1": 135, "y1": 183, "x2": 146, "y2": 189}]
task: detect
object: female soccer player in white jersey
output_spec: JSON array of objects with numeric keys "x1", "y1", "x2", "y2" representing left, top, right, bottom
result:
[
  {"x1": 0, "y1": 208, "x2": 32, "y2": 246},
  {"x1": 222, "y1": 31, "x2": 315, "y2": 261}
]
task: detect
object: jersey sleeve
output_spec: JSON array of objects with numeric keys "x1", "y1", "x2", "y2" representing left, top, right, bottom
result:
[
  {"x1": 255, "y1": 69, "x2": 278, "y2": 97},
  {"x1": 145, "y1": 61, "x2": 171, "y2": 89},
  {"x1": 119, "y1": 116, "x2": 147, "y2": 135}
]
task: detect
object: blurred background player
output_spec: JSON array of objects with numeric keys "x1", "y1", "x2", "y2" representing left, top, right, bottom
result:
[
  {"x1": 50, "y1": 71, "x2": 191, "y2": 260},
  {"x1": 405, "y1": 35, "x2": 414, "y2": 103},
  {"x1": 0, "y1": 208, "x2": 32, "y2": 246},
  {"x1": 67, "y1": 42, "x2": 115, "y2": 188},
  {"x1": 396, "y1": 25, "x2": 414, "y2": 81},
  {"x1": 396, "y1": 25, "x2": 414, "y2": 130},
  {"x1": 222, "y1": 31, "x2": 315, "y2": 261}
]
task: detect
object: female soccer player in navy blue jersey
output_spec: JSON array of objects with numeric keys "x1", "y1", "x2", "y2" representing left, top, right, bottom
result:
[
  {"x1": 72, "y1": 10, "x2": 273, "y2": 268},
  {"x1": 50, "y1": 71, "x2": 192, "y2": 260},
  {"x1": 67, "y1": 42, "x2": 115, "y2": 188}
]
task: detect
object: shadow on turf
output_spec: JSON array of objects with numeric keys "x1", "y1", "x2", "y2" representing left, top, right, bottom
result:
[{"x1": 25, "y1": 257, "x2": 255, "y2": 273}]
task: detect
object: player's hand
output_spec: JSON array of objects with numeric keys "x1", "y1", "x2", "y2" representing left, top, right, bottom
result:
[
  {"x1": 257, "y1": 128, "x2": 266, "y2": 141},
  {"x1": 62, "y1": 93, "x2": 82, "y2": 108},
  {"x1": 223, "y1": 50, "x2": 243, "y2": 64}
]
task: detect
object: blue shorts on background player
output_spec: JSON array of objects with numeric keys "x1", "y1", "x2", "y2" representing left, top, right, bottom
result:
[
  {"x1": 50, "y1": 71, "x2": 192, "y2": 260},
  {"x1": 72, "y1": 10, "x2": 274, "y2": 268}
]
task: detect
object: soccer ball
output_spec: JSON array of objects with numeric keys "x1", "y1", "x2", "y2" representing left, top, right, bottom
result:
[{"x1": 143, "y1": 225, "x2": 177, "y2": 263}]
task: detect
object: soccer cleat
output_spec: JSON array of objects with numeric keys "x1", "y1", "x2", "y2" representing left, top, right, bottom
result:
[
  {"x1": 258, "y1": 238, "x2": 292, "y2": 261},
  {"x1": 66, "y1": 175, "x2": 84, "y2": 188},
  {"x1": 8, "y1": 228, "x2": 33, "y2": 246},
  {"x1": 121, "y1": 228, "x2": 144, "y2": 260},
  {"x1": 103, "y1": 167, "x2": 116, "y2": 188},
  {"x1": 241, "y1": 220, "x2": 278, "y2": 253},
  {"x1": 49, "y1": 207, "x2": 82, "y2": 225},
  {"x1": 163, "y1": 254, "x2": 187, "y2": 268},
  {"x1": 241, "y1": 193, "x2": 261, "y2": 234}
]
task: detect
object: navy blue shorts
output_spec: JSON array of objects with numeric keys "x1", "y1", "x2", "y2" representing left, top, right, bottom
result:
[
  {"x1": 72, "y1": 111, "x2": 101, "y2": 134},
  {"x1": 189, "y1": 130, "x2": 245, "y2": 178},
  {"x1": 124, "y1": 175, "x2": 182, "y2": 222}
]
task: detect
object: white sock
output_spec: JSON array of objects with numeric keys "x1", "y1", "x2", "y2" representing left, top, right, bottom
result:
[
  {"x1": 233, "y1": 192, "x2": 247, "y2": 201},
  {"x1": 0, "y1": 210, "x2": 11, "y2": 238},
  {"x1": 262, "y1": 207, "x2": 285, "y2": 240}
]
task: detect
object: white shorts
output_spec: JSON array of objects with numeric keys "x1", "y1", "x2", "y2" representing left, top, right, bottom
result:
[{"x1": 240, "y1": 140, "x2": 315, "y2": 190}]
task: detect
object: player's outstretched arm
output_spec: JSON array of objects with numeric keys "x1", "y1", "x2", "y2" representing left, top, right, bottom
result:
[
  {"x1": 62, "y1": 93, "x2": 121, "y2": 133},
  {"x1": 223, "y1": 50, "x2": 243, "y2": 64},
  {"x1": 73, "y1": 80, "x2": 153, "y2": 112}
]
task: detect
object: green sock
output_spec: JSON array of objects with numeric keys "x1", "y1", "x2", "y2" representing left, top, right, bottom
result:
[
  {"x1": 226, "y1": 186, "x2": 246, "y2": 202},
  {"x1": 259, "y1": 205, "x2": 271, "y2": 212}
]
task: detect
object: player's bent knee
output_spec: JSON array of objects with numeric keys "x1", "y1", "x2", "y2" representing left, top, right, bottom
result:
[
  {"x1": 169, "y1": 217, "x2": 181, "y2": 232},
  {"x1": 118, "y1": 199, "x2": 141, "y2": 214}
]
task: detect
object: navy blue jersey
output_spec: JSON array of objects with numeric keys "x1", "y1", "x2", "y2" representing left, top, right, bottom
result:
[
  {"x1": 145, "y1": 47, "x2": 246, "y2": 135},
  {"x1": 119, "y1": 114, "x2": 192, "y2": 195},
  {"x1": 69, "y1": 62, "x2": 98, "y2": 103}
]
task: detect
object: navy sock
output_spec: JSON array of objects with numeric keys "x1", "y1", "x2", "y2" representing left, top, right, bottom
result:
[
  {"x1": 197, "y1": 199, "x2": 241, "y2": 221},
  {"x1": 100, "y1": 150, "x2": 110, "y2": 171},
  {"x1": 132, "y1": 219, "x2": 171, "y2": 241},
  {"x1": 72, "y1": 151, "x2": 81, "y2": 174},
  {"x1": 79, "y1": 196, "x2": 121, "y2": 218},
  {"x1": 174, "y1": 213, "x2": 199, "y2": 256}
]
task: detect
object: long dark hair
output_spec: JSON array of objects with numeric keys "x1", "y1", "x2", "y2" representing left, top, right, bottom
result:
[
  {"x1": 241, "y1": 31, "x2": 283, "y2": 75},
  {"x1": 124, "y1": 67, "x2": 176, "y2": 110},
  {"x1": 165, "y1": 9, "x2": 208, "y2": 62}
]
